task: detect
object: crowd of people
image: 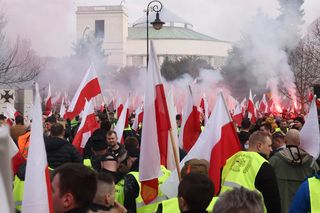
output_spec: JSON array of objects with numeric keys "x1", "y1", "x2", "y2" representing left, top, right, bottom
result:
[{"x1": 1, "y1": 106, "x2": 320, "y2": 213}]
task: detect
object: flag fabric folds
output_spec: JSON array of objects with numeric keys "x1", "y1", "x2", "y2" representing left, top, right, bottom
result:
[
  {"x1": 22, "y1": 83, "x2": 53, "y2": 213},
  {"x1": 179, "y1": 87, "x2": 201, "y2": 152},
  {"x1": 44, "y1": 83, "x2": 52, "y2": 115},
  {"x1": 139, "y1": 41, "x2": 171, "y2": 204},
  {"x1": 64, "y1": 65, "x2": 101, "y2": 120},
  {"x1": 0, "y1": 126, "x2": 15, "y2": 213},
  {"x1": 300, "y1": 96, "x2": 320, "y2": 159},
  {"x1": 161, "y1": 92, "x2": 241, "y2": 198},
  {"x1": 114, "y1": 98, "x2": 130, "y2": 144},
  {"x1": 247, "y1": 89, "x2": 256, "y2": 123},
  {"x1": 232, "y1": 104, "x2": 243, "y2": 127},
  {"x1": 72, "y1": 100, "x2": 99, "y2": 155}
]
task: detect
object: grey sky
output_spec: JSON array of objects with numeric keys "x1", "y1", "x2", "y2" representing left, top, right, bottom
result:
[{"x1": 3, "y1": 0, "x2": 320, "y2": 57}]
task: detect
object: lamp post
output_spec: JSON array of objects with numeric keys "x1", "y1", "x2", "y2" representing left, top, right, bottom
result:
[{"x1": 146, "y1": 0, "x2": 165, "y2": 67}]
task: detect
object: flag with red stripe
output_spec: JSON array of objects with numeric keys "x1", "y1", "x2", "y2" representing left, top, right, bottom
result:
[
  {"x1": 139, "y1": 41, "x2": 171, "y2": 204},
  {"x1": 64, "y1": 65, "x2": 101, "y2": 120}
]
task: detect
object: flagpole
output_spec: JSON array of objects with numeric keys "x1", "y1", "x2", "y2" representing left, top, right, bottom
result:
[{"x1": 169, "y1": 129, "x2": 181, "y2": 181}]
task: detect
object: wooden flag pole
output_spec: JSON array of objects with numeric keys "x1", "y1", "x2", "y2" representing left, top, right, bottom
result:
[{"x1": 169, "y1": 128, "x2": 182, "y2": 181}]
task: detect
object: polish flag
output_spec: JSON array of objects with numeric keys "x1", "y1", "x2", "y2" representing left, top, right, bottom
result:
[
  {"x1": 44, "y1": 84, "x2": 52, "y2": 115},
  {"x1": 240, "y1": 97, "x2": 247, "y2": 115},
  {"x1": 0, "y1": 126, "x2": 15, "y2": 213},
  {"x1": 116, "y1": 97, "x2": 124, "y2": 119},
  {"x1": 72, "y1": 100, "x2": 99, "y2": 155},
  {"x1": 161, "y1": 92, "x2": 241, "y2": 198},
  {"x1": 247, "y1": 89, "x2": 256, "y2": 123},
  {"x1": 300, "y1": 96, "x2": 320, "y2": 159},
  {"x1": 64, "y1": 65, "x2": 101, "y2": 120},
  {"x1": 232, "y1": 104, "x2": 243, "y2": 127},
  {"x1": 166, "y1": 88, "x2": 180, "y2": 171},
  {"x1": 179, "y1": 87, "x2": 201, "y2": 152},
  {"x1": 114, "y1": 98, "x2": 130, "y2": 144},
  {"x1": 132, "y1": 106, "x2": 143, "y2": 131},
  {"x1": 22, "y1": 83, "x2": 53, "y2": 213},
  {"x1": 259, "y1": 94, "x2": 267, "y2": 113},
  {"x1": 59, "y1": 98, "x2": 66, "y2": 118},
  {"x1": 139, "y1": 41, "x2": 171, "y2": 204}
]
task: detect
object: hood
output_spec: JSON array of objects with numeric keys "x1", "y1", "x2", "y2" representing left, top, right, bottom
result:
[
  {"x1": 45, "y1": 137, "x2": 68, "y2": 152},
  {"x1": 278, "y1": 145, "x2": 313, "y2": 165}
]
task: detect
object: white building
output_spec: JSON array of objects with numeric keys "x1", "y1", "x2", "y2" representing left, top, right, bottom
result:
[{"x1": 76, "y1": 4, "x2": 231, "y2": 68}]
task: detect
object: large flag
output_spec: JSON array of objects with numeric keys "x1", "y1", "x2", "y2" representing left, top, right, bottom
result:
[
  {"x1": 72, "y1": 100, "x2": 99, "y2": 154},
  {"x1": 199, "y1": 94, "x2": 209, "y2": 126},
  {"x1": 22, "y1": 83, "x2": 53, "y2": 213},
  {"x1": 232, "y1": 104, "x2": 243, "y2": 127},
  {"x1": 259, "y1": 94, "x2": 267, "y2": 113},
  {"x1": 44, "y1": 83, "x2": 52, "y2": 115},
  {"x1": 0, "y1": 126, "x2": 15, "y2": 213},
  {"x1": 179, "y1": 87, "x2": 201, "y2": 152},
  {"x1": 300, "y1": 96, "x2": 320, "y2": 159},
  {"x1": 161, "y1": 92, "x2": 241, "y2": 198},
  {"x1": 59, "y1": 98, "x2": 66, "y2": 118},
  {"x1": 247, "y1": 89, "x2": 256, "y2": 123},
  {"x1": 114, "y1": 98, "x2": 130, "y2": 144},
  {"x1": 139, "y1": 41, "x2": 171, "y2": 204},
  {"x1": 64, "y1": 65, "x2": 101, "y2": 120},
  {"x1": 166, "y1": 88, "x2": 180, "y2": 171}
]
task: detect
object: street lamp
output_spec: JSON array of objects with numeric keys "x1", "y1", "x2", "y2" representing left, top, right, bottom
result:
[{"x1": 146, "y1": 0, "x2": 165, "y2": 67}]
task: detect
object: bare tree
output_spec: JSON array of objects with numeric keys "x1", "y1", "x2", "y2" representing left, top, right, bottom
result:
[
  {"x1": 0, "y1": 14, "x2": 43, "y2": 88},
  {"x1": 282, "y1": 20, "x2": 320, "y2": 112}
]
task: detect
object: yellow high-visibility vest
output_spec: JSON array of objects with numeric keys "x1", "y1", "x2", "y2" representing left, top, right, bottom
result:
[{"x1": 308, "y1": 176, "x2": 320, "y2": 212}]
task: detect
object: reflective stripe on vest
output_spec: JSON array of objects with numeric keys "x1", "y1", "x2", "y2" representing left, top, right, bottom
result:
[
  {"x1": 13, "y1": 175, "x2": 24, "y2": 211},
  {"x1": 220, "y1": 151, "x2": 267, "y2": 193},
  {"x1": 308, "y1": 177, "x2": 320, "y2": 212},
  {"x1": 130, "y1": 166, "x2": 171, "y2": 213}
]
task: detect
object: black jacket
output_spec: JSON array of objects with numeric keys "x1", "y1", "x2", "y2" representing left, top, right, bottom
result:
[{"x1": 45, "y1": 136, "x2": 82, "y2": 169}]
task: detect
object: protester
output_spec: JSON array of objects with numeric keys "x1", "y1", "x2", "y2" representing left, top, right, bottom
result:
[
  {"x1": 292, "y1": 116, "x2": 305, "y2": 131},
  {"x1": 212, "y1": 187, "x2": 264, "y2": 213},
  {"x1": 178, "y1": 173, "x2": 214, "y2": 213},
  {"x1": 289, "y1": 171, "x2": 320, "y2": 213},
  {"x1": 45, "y1": 123, "x2": 82, "y2": 169},
  {"x1": 237, "y1": 118, "x2": 251, "y2": 150},
  {"x1": 106, "y1": 130, "x2": 126, "y2": 160},
  {"x1": 89, "y1": 173, "x2": 127, "y2": 213},
  {"x1": 44, "y1": 115, "x2": 57, "y2": 136},
  {"x1": 270, "y1": 131, "x2": 286, "y2": 156},
  {"x1": 51, "y1": 163, "x2": 97, "y2": 213},
  {"x1": 269, "y1": 129, "x2": 319, "y2": 213},
  {"x1": 220, "y1": 131, "x2": 281, "y2": 213},
  {"x1": 10, "y1": 114, "x2": 27, "y2": 144}
]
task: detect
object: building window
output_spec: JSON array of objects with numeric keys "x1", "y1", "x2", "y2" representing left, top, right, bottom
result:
[{"x1": 95, "y1": 20, "x2": 104, "y2": 39}]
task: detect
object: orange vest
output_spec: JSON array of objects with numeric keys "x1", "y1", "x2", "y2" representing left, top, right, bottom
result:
[{"x1": 18, "y1": 131, "x2": 31, "y2": 159}]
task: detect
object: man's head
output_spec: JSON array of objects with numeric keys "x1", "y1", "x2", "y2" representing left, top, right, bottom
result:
[
  {"x1": 178, "y1": 173, "x2": 214, "y2": 212},
  {"x1": 181, "y1": 159, "x2": 210, "y2": 179},
  {"x1": 92, "y1": 173, "x2": 116, "y2": 208},
  {"x1": 15, "y1": 115, "x2": 24, "y2": 125},
  {"x1": 45, "y1": 115, "x2": 57, "y2": 134},
  {"x1": 285, "y1": 129, "x2": 300, "y2": 146},
  {"x1": 50, "y1": 123, "x2": 65, "y2": 138},
  {"x1": 248, "y1": 131, "x2": 273, "y2": 158},
  {"x1": 279, "y1": 120, "x2": 288, "y2": 132},
  {"x1": 212, "y1": 187, "x2": 264, "y2": 213},
  {"x1": 106, "y1": 130, "x2": 118, "y2": 148},
  {"x1": 259, "y1": 122, "x2": 272, "y2": 134},
  {"x1": 51, "y1": 163, "x2": 97, "y2": 213},
  {"x1": 293, "y1": 116, "x2": 304, "y2": 130},
  {"x1": 241, "y1": 118, "x2": 251, "y2": 130},
  {"x1": 91, "y1": 136, "x2": 109, "y2": 156},
  {"x1": 272, "y1": 131, "x2": 285, "y2": 150}
]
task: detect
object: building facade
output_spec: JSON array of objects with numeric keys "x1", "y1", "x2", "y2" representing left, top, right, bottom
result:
[{"x1": 76, "y1": 4, "x2": 231, "y2": 68}]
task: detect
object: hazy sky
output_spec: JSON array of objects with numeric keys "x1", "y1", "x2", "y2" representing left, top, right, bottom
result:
[{"x1": 2, "y1": 0, "x2": 320, "y2": 57}]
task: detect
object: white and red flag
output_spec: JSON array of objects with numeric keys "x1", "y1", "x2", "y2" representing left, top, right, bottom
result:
[
  {"x1": 44, "y1": 83, "x2": 52, "y2": 115},
  {"x1": 232, "y1": 104, "x2": 243, "y2": 127},
  {"x1": 247, "y1": 89, "x2": 256, "y2": 123},
  {"x1": 59, "y1": 98, "x2": 66, "y2": 118},
  {"x1": 22, "y1": 83, "x2": 53, "y2": 213},
  {"x1": 300, "y1": 96, "x2": 320, "y2": 159},
  {"x1": 132, "y1": 106, "x2": 143, "y2": 131},
  {"x1": 5, "y1": 103, "x2": 21, "y2": 126},
  {"x1": 139, "y1": 41, "x2": 172, "y2": 204},
  {"x1": 72, "y1": 100, "x2": 99, "y2": 155},
  {"x1": 64, "y1": 65, "x2": 102, "y2": 120},
  {"x1": 179, "y1": 87, "x2": 201, "y2": 152},
  {"x1": 199, "y1": 94, "x2": 209, "y2": 126},
  {"x1": 259, "y1": 94, "x2": 267, "y2": 113},
  {"x1": 114, "y1": 98, "x2": 130, "y2": 144},
  {"x1": 161, "y1": 92, "x2": 241, "y2": 198}
]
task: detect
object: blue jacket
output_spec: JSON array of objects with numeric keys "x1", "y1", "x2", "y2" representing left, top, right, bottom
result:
[{"x1": 289, "y1": 172, "x2": 320, "y2": 213}]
